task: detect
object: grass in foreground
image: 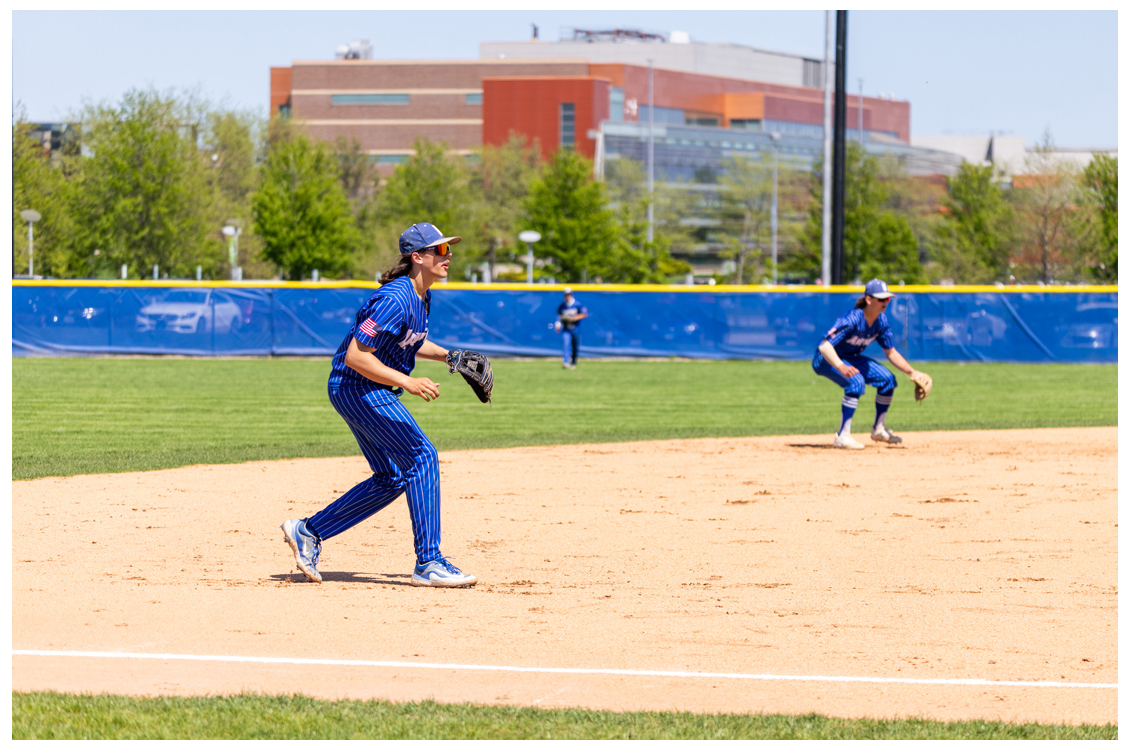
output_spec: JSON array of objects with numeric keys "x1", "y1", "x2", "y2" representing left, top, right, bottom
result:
[
  {"x1": 13, "y1": 357, "x2": 1116, "y2": 480},
  {"x1": 12, "y1": 693, "x2": 1116, "y2": 740}
]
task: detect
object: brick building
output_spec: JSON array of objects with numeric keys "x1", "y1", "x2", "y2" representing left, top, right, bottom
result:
[
  {"x1": 268, "y1": 35, "x2": 914, "y2": 168},
  {"x1": 268, "y1": 33, "x2": 964, "y2": 277}
]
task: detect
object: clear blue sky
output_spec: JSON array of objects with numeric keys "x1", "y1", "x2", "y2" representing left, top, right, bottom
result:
[{"x1": 10, "y1": 9, "x2": 1119, "y2": 148}]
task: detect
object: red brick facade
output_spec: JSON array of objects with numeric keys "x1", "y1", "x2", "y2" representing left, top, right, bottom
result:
[
  {"x1": 482, "y1": 77, "x2": 611, "y2": 160},
  {"x1": 268, "y1": 58, "x2": 910, "y2": 159}
]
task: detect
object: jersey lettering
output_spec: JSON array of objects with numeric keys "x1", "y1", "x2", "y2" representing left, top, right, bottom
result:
[
  {"x1": 328, "y1": 277, "x2": 431, "y2": 390},
  {"x1": 844, "y1": 334, "x2": 878, "y2": 347},
  {"x1": 398, "y1": 329, "x2": 428, "y2": 350},
  {"x1": 817, "y1": 309, "x2": 895, "y2": 360}
]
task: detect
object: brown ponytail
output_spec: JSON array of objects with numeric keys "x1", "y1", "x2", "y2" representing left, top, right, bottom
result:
[
  {"x1": 854, "y1": 295, "x2": 869, "y2": 309},
  {"x1": 379, "y1": 254, "x2": 413, "y2": 285}
]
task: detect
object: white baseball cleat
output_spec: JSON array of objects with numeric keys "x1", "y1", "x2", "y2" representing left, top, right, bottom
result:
[
  {"x1": 411, "y1": 557, "x2": 477, "y2": 588},
  {"x1": 281, "y1": 519, "x2": 322, "y2": 583},
  {"x1": 871, "y1": 425, "x2": 903, "y2": 444},
  {"x1": 833, "y1": 433, "x2": 866, "y2": 450}
]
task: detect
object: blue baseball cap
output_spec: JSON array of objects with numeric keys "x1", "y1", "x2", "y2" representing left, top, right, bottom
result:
[
  {"x1": 398, "y1": 222, "x2": 462, "y2": 255},
  {"x1": 864, "y1": 278, "x2": 893, "y2": 299}
]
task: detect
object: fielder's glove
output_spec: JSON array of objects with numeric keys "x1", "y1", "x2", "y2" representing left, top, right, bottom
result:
[
  {"x1": 446, "y1": 349, "x2": 493, "y2": 404},
  {"x1": 910, "y1": 370, "x2": 933, "y2": 402}
]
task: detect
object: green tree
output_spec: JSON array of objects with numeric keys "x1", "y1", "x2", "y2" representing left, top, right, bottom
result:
[
  {"x1": 604, "y1": 197, "x2": 692, "y2": 283},
  {"x1": 1010, "y1": 132, "x2": 1081, "y2": 283},
  {"x1": 858, "y1": 212, "x2": 923, "y2": 283},
  {"x1": 377, "y1": 137, "x2": 469, "y2": 233},
  {"x1": 522, "y1": 149, "x2": 620, "y2": 282},
  {"x1": 717, "y1": 154, "x2": 772, "y2": 284},
  {"x1": 205, "y1": 111, "x2": 259, "y2": 210},
  {"x1": 466, "y1": 133, "x2": 543, "y2": 281},
  {"x1": 203, "y1": 110, "x2": 266, "y2": 278},
  {"x1": 331, "y1": 135, "x2": 385, "y2": 279},
  {"x1": 12, "y1": 112, "x2": 78, "y2": 277},
  {"x1": 69, "y1": 88, "x2": 217, "y2": 279},
  {"x1": 375, "y1": 137, "x2": 472, "y2": 277},
  {"x1": 931, "y1": 161, "x2": 1015, "y2": 283},
  {"x1": 790, "y1": 142, "x2": 925, "y2": 284},
  {"x1": 334, "y1": 136, "x2": 378, "y2": 204},
  {"x1": 1079, "y1": 153, "x2": 1117, "y2": 281},
  {"x1": 602, "y1": 157, "x2": 692, "y2": 282},
  {"x1": 252, "y1": 132, "x2": 357, "y2": 280}
]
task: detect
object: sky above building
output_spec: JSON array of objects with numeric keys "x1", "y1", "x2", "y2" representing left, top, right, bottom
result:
[{"x1": 9, "y1": 9, "x2": 1120, "y2": 148}]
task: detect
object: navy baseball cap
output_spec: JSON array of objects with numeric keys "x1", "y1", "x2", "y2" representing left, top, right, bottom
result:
[
  {"x1": 399, "y1": 222, "x2": 462, "y2": 255},
  {"x1": 864, "y1": 278, "x2": 893, "y2": 299}
]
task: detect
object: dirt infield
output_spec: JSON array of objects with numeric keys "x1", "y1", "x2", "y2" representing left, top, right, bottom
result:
[{"x1": 13, "y1": 427, "x2": 1117, "y2": 726}]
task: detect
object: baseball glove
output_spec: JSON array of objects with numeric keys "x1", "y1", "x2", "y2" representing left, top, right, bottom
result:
[
  {"x1": 910, "y1": 370, "x2": 933, "y2": 402},
  {"x1": 447, "y1": 349, "x2": 493, "y2": 404}
]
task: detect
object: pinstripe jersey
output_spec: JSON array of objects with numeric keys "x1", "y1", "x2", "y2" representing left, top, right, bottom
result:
[
  {"x1": 308, "y1": 274, "x2": 444, "y2": 562},
  {"x1": 328, "y1": 276, "x2": 431, "y2": 392},
  {"x1": 819, "y1": 308, "x2": 895, "y2": 359}
]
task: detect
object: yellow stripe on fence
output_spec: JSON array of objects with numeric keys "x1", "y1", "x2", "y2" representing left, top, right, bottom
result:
[{"x1": 11, "y1": 279, "x2": 1118, "y2": 294}]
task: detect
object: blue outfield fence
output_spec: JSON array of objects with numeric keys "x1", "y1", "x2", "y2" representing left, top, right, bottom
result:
[{"x1": 12, "y1": 282, "x2": 1118, "y2": 363}]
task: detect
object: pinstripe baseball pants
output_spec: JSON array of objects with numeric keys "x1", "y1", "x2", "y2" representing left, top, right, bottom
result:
[
  {"x1": 305, "y1": 383, "x2": 442, "y2": 565},
  {"x1": 812, "y1": 355, "x2": 897, "y2": 397}
]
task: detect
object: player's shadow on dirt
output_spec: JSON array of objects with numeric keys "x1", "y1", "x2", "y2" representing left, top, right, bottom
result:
[
  {"x1": 788, "y1": 443, "x2": 906, "y2": 450},
  {"x1": 270, "y1": 571, "x2": 416, "y2": 586}
]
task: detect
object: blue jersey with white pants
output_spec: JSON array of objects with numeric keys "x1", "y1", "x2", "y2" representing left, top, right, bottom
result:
[{"x1": 307, "y1": 276, "x2": 444, "y2": 564}]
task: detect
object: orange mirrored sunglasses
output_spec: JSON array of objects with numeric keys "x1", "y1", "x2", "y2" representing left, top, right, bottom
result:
[{"x1": 429, "y1": 242, "x2": 452, "y2": 257}]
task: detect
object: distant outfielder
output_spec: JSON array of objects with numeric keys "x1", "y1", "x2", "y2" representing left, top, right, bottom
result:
[
  {"x1": 556, "y1": 287, "x2": 588, "y2": 369},
  {"x1": 281, "y1": 222, "x2": 493, "y2": 587},
  {"x1": 812, "y1": 278, "x2": 932, "y2": 449}
]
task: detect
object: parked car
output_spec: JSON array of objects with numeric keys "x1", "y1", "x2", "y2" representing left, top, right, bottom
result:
[{"x1": 136, "y1": 289, "x2": 242, "y2": 334}]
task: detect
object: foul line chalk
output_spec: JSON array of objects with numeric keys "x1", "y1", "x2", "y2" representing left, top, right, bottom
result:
[{"x1": 12, "y1": 650, "x2": 1116, "y2": 690}]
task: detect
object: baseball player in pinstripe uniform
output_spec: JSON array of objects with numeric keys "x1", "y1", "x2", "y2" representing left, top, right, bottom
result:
[
  {"x1": 281, "y1": 222, "x2": 478, "y2": 587},
  {"x1": 812, "y1": 279, "x2": 928, "y2": 449}
]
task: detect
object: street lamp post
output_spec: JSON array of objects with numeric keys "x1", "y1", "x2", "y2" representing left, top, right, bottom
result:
[
  {"x1": 223, "y1": 219, "x2": 244, "y2": 280},
  {"x1": 647, "y1": 58, "x2": 655, "y2": 244},
  {"x1": 519, "y1": 230, "x2": 542, "y2": 284},
  {"x1": 769, "y1": 133, "x2": 781, "y2": 285},
  {"x1": 20, "y1": 209, "x2": 41, "y2": 276}
]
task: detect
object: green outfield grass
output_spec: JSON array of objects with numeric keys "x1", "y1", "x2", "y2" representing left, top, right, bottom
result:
[
  {"x1": 13, "y1": 357, "x2": 1116, "y2": 481},
  {"x1": 11, "y1": 693, "x2": 1116, "y2": 740}
]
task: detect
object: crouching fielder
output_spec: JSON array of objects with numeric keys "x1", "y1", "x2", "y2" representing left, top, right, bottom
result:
[
  {"x1": 812, "y1": 278, "x2": 931, "y2": 449},
  {"x1": 281, "y1": 222, "x2": 485, "y2": 588}
]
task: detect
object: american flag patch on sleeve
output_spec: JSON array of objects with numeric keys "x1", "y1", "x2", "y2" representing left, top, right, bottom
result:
[{"x1": 359, "y1": 318, "x2": 378, "y2": 337}]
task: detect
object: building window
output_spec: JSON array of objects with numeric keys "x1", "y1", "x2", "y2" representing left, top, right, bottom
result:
[
  {"x1": 729, "y1": 119, "x2": 762, "y2": 131},
  {"x1": 560, "y1": 102, "x2": 576, "y2": 149},
  {"x1": 465, "y1": 92, "x2": 483, "y2": 105},
  {"x1": 331, "y1": 94, "x2": 410, "y2": 106},
  {"x1": 763, "y1": 119, "x2": 824, "y2": 138},
  {"x1": 803, "y1": 59, "x2": 824, "y2": 89},
  {"x1": 373, "y1": 154, "x2": 410, "y2": 164},
  {"x1": 278, "y1": 104, "x2": 291, "y2": 120},
  {"x1": 637, "y1": 105, "x2": 686, "y2": 126},
  {"x1": 609, "y1": 87, "x2": 624, "y2": 122},
  {"x1": 686, "y1": 117, "x2": 720, "y2": 128}
]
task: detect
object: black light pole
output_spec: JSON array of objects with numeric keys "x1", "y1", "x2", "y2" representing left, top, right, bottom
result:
[{"x1": 831, "y1": 10, "x2": 848, "y2": 285}]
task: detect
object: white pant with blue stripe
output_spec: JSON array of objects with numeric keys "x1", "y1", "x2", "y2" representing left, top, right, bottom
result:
[{"x1": 306, "y1": 383, "x2": 442, "y2": 565}]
